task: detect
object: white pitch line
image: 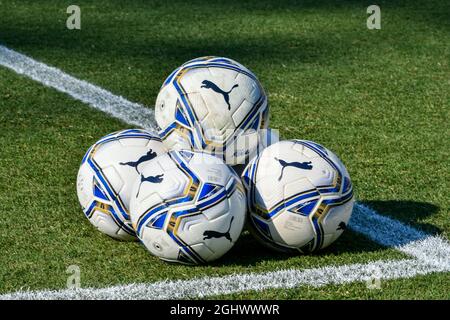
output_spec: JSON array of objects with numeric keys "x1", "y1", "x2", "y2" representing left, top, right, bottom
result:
[
  {"x1": 0, "y1": 45, "x2": 157, "y2": 131},
  {"x1": 0, "y1": 44, "x2": 449, "y2": 299},
  {"x1": 1, "y1": 204, "x2": 448, "y2": 300},
  {"x1": 1, "y1": 258, "x2": 448, "y2": 300},
  {"x1": 350, "y1": 204, "x2": 450, "y2": 268}
]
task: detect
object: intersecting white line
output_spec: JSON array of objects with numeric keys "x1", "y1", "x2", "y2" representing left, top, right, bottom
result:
[
  {"x1": 349, "y1": 204, "x2": 450, "y2": 267},
  {"x1": 0, "y1": 44, "x2": 449, "y2": 300}
]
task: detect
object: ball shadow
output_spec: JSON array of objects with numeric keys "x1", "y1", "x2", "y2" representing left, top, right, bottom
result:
[{"x1": 211, "y1": 200, "x2": 441, "y2": 267}]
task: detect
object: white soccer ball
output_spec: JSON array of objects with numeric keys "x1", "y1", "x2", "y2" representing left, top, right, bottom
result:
[
  {"x1": 241, "y1": 140, "x2": 354, "y2": 253},
  {"x1": 155, "y1": 56, "x2": 269, "y2": 166},
  {"x1": 76, "y1": 129, "x2": 168, "y2": 241},
  {"x1": 129, "y1": 150, "x2": 247, "y2": 264}
]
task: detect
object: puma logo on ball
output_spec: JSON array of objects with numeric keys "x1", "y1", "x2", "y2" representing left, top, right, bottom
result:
[
  {"x1": 203, "y1": 216, "x2": 234, "y2": 242},
  {"x1": 275, "y1": 157, "x2": 313, "y2": 181},
  {"x1": 136, "y1": 173, "x2": 164, "y2": 198},
  {"x1": 120, "y1": 149, "x2": 158, "y2": 173},
  {"x1": 337, "y1": 221, "x2": 347, "y2": 231},
  {"x1": 201, "y1": 80, "x2": 239, "y2": 110}
]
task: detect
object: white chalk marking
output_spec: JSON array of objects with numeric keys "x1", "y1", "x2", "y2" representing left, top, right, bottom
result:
[
  {"x1": 350, "y1": 204, "x2": 450, "y2": 267},
  {"x1": 0, "y1": 45, "x2": 448, "y2": 299},
  {"x1": 0, "y1": 45, "x2": 157, "y2": 131},
  {"x1": 1, "y1": 258, "x2": 448, "y2": 300}
]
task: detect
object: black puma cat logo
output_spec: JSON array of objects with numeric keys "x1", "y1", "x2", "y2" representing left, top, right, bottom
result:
[
  {"x1": 136, "y1": 173, "x2": 164, "y2": 198},
  {"x1": 337, "y1": 221, "x2": 347, "y2": 231},
  {"x1": 275, "y1": 157, "x2": 313, "y2": 181},
  {"x1": 203, "y1": 216, "x2": 234, "y2": 242},
  {"x1": 201, "y1": 80, "x2": 239, "y2": 110},
  {"x1": 120, "y1": 149, "x2": 158, "y2": 173}
]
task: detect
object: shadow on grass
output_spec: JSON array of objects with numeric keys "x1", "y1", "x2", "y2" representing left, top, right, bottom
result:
[
  {"x1": 211, "y1": 200, "x2": 440, "y2": 267},
  {"x1": 360, "y1": 200, "x2": 441, "y2": 235},
  {"x1": 0, "y1": 0, "x2": 448, "y2": 69}
]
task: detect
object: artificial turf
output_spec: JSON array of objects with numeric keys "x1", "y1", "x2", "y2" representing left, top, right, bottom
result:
[{"x1": 0, "y1": 0, "x2": 448, "y2": 298}]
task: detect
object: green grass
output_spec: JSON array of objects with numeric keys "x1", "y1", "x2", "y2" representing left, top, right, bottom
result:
[
  {"x1": 212, "y1": 273, "x2": 450, "y2": 299},
  {"x1": 0, "y1": 0, "x2": 449, "y2": 298}
]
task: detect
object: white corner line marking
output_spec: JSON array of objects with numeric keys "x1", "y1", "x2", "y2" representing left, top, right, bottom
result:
[
  {"x1": 350, "y1": 204, "x2": 450, "y2": 267},
  {"x1": 0, "y1": 45, "x2": 157, "y2": 131},
  {"x1": 0, "y1": 45, "x2": 448, "y2": 299},
  {"x1": 1, "y1": 258, "x2": 448, "y2": 300}
]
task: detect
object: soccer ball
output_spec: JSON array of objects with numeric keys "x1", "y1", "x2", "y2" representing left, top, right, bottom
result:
[
  {"x1": 129, "y1": 149, "x2": 246, "y2": 264},
  {"x1": 155, "y1": 56, "x2": 269, "y2": 165},
  {"x1": 241, "y1": 140, "x2": 354, "y2": 253},
  {"x1": 76, "y1": 129, "x2": 168, "y2": 241}
]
